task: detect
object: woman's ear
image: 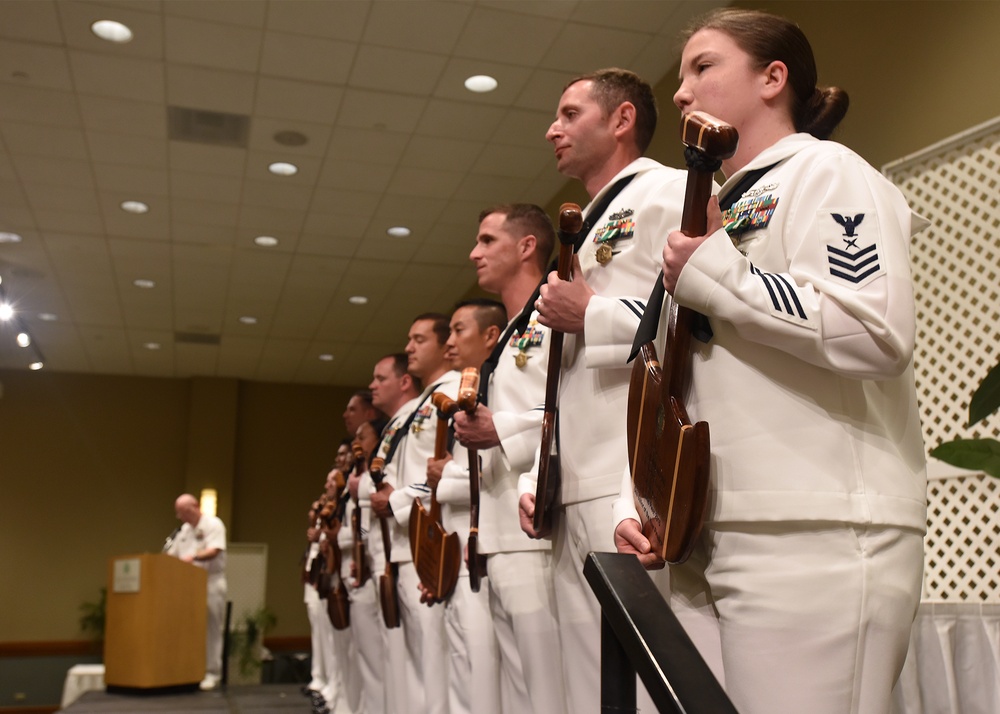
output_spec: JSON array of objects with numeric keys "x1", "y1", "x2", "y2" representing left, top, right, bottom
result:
[{"x1": 760, "y1": 60, "x2": 789, "y2": 101}]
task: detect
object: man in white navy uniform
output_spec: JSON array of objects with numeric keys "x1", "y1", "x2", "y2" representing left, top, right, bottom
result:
[
  {"x1": 425, "y1": 299, "x2": 506, "y2": 714},
  {"x1": 522, "y1": 68, "x2": 688, "y2": 714},
  {"x1": 166, "y1": 493, "x2": 227, "y2": 692},
  {"x1": 362, "y1": 353, "x2": 420, "y2": 714},
  {"x1": 371, "y1": 315, "x2": 459, "y2": 714},
  {"x1": 453, "y1": 204, "x2": 568, "y2": 714}
]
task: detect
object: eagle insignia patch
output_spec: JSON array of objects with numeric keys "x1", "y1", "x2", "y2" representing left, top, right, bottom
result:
[{"x1": 824, "y1": 211, "x2": 884, "y2": 288}]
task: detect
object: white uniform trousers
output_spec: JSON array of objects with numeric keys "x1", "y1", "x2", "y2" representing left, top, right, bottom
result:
[
  {"x1": 206, "y1": 575, "x2": 227, "y2": 678},
  {"x1": 348, "y1": 577, "x2": 384, "y2": 714},
  {"x1": 551, "y1": 498, "x2": 616, "y2": 714},
  {"x1": 670, "y1": 522, "x2": 924, "y2": 714},
  {"x1": 444, "y1": 575, "x2": 501, "y2": 714},
  {"x1": 397, "y1": 561, "x2": 450, "y2": 714},
  {"x1": 305, "y1": 582, "x2": 333, "y2": 693},
  {"x1": 487, "y1": 551, "x2": 567, "y2": 714}
]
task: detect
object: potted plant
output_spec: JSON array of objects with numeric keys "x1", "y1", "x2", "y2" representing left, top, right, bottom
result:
[
  {"x1": 930, "y1": 360, "x2": 1000, "y2": 477},
  {"x1": 227, "y1": 606, "x2": 277, "y2": 684}
]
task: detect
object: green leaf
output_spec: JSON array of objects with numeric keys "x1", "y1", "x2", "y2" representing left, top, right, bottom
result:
[
  {"x1": 970, "y1": 360, "x2": 1000, "y2": 426},
  {"x1": 931, "y1": 438, "x2": 1000, "y2": 479}
]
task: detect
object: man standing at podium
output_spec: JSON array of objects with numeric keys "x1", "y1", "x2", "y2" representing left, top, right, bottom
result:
[{"x1": 166, "y1": 493, "x2": 228, "y2": 691}]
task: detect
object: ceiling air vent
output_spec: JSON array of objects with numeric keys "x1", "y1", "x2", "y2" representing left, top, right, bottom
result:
[
  {"x1": 174, "y1": 332, "x2": 221, "y2": 345},
  {"x1": 167, "y1": 106, "x2": 250, "y2": 148}
]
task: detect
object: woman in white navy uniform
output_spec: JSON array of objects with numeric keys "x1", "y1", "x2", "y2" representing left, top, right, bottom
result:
[{"x1": 613, "y1": 8, "x2": 927, "y2": 714}]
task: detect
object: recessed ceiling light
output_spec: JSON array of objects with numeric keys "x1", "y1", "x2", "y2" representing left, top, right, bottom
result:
[
  {"x1": 239, "y1": 316, "x2": 258, "y2": 325},
  {"x1": 16, "y1": 332, "x2": 30, "y2": 347},
  {"x1": 268, "y1": 162, "x2": 298, "y2": 176},
  {"x1": 465, "y1": 75, "x2": 498, "y2": 93},
  {"x1": 38, "y1": 312, "x2": 57, "y2": 321},
  {"x1": 0, "y1": 303, "x2": 14, "y2": 320},
  {"x1": 386, "y1": 226, "x2": 411, "y2": 238},
  {"x1": 29, "y1": 361, "x2": 44, "y2": 370},
  {"x1": 91, "y1": 20, "x2": 133, "y2": 43},
  {"x1": 133, "y1": 279, "x2": 155, "y2": 289},
  {"x1": 254, "y1": 235, "x2": 279, "y2": 247},
  {"x1": 0, "y1": 232, "x2": 22, "y2": 243},
  {"x1": 348, "y1": 296, "x2": 369, "y2": 305},
  {"x1": 319, "y1": 353, "x2": 334, "y2": 362},
  {"x1": 144, "y1": 342, "x2": 161, "y2": 350},
  {"x1": 121, "y1": 200, "x2": 149, "y2": 214}
]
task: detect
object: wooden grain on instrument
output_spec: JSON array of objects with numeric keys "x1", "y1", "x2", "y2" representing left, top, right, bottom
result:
[
  {"x1": 534, "y1": 202, "x2": 583, "y2": 534},
  {"x1": 370, "y1": 457, "x2": 400, "y2": 628},
  {"x1": 627, "y1": 112, "x2": 736, "y2": 564}
]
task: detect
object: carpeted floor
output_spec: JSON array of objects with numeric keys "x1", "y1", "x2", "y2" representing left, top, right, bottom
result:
[{"x1": 60, "y1": 684, "x2": 322, "y2": 713}]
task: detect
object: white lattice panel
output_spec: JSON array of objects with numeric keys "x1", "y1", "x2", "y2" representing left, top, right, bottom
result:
[
  {"x1": 924, "y1": 475, "x2": 1000, "y2": 601},
  {"x1": 884, "y1": 117, "x2": 1000, "y2": 602}
]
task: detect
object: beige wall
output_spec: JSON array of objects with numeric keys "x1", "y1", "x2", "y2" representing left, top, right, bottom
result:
[{"x1": 0, "y1": 369, "x2": 356, "y2": 641}]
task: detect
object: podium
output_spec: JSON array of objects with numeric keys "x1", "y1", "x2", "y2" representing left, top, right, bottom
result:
[{"x1": 104, "y1": 553, "x2": 207, "y2": 689}]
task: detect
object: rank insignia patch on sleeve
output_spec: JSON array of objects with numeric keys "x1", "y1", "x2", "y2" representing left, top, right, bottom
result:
[{"x1": 824, "y1": 211, "x2": 884, "y2": 289}]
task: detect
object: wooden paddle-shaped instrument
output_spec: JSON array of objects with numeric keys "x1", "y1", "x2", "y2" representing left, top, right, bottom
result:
[
  {"x1": 369, "y1": 457, "x2": 400, "y2": 628},
  {"x1": 534, "y1": 203, "x2": 584, "y2": 534},
  {"x1": 350, "y1": 439, "x2": 372, "y2": 587},
  {"x1": 627, "y1": 111, "x2": 738, "y2": 564},
  {"x1": 456, "y1": 368, "x2": 487, "y2": 593},
  {"x1": 324, "y1": 490, "x2": 351, "y2": 630},
  {"x1": 408, "y1": 372, "x2": 478, "y2": 602}
]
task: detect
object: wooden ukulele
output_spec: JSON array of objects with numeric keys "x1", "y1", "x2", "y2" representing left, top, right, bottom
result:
[
  {"x1": 324, "y1": 490, "x2": 351, "y2": 631},
  {"x1": 627, "y1": 111, "x2": 738, "y2": 564},
  {"x1": 369, "y1": 457, "x2": 400, "y2": 628},
  {"x1": 350, "y1": 440, "x2": 372, "y2": 587},
  {"x1": 534, "y1": 203, "x2": 584, "y2": 534},
  {"x1": 408, "y1": 371, "x2": 478, "y2": 602},
  {"x1": 462, "y1": 370, "x2": 487, "y2": 593}
]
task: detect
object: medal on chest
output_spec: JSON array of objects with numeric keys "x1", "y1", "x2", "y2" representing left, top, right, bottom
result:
[
  {"x1": 510, "y1": 320, "x2": 545, "y2": 369},
  {"x1": 592, "y1": 208, "x2": 635, "y2": 266}
]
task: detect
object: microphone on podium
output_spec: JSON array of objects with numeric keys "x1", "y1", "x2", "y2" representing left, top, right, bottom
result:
[{"x1": 162, "y1": 526, "x2": 181, "y2": 552}]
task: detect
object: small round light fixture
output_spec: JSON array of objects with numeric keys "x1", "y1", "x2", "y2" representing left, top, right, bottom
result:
[
  {"x1": 91, "y1": 19, "x2": 133, "y2": 43},
  {"x1": 16, "y1": 332, "x2": 30, "y2": 347},
  {"x1": 268, "y1": 161, "x2": 298, "y2": 176},
  {"x1": 120, "y1": 200, "x2": 149, "y2": 214},
  {"x1": 144, "y1": 342, "x2": 161, "y2": 350},
  {"x1": 318, "y1": 353, "x2": 334, "y2": 362},
  {"x1": 0, "y1": 231, "x2": 23, "y2": 243},
  {"x1": 0, "y1": 303, "x2": 14, "y2": 321},
  {"x1": 238, "y1": 316, "x2": 258, "y2": 325},
  {"x1": 464, "y1": 74, "x2": 498, "y2": 93},
  {"x1": 254, "y1": 235, "x2": 279, "y2": 247},
  {"x1": 133, "y1": 279, "x2": 155, "y2": 289},
  {"x1": 348, "y1": 296, "x2": 369, "y2": 305},
  {"x1": 38, "y1": 312, "x2": 57, "y2": 321},
  {"x1": 29, "y1": 361, "x2": 44, "y2": 370},
  {"x1": 386, "y1": 226, "x2": 411, "y2": 238},
  {"x1": 273, "y1": 130, "x2": 308, "y2": 147}
]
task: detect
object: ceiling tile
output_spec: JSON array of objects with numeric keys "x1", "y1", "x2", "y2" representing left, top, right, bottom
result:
[
  {"x1": 166, "y1": 64, "x2": 256, "y2": 114},
  {"x1": 164, "y1": 15, "x2": 263, "y2": 73},
  {"x1": 348, "y1": 44, "x2": 449, "y2": 96},
  {"x1": 362, "y1": 0, "x2": 471, "y2": 55},
  {"x1": 264, "y1": 0, "x2": 370, "y2": 43},
  {"x1": 260, "y1": 31, "x2": 356, "y2": 85},
  {"x1": 253, "y1": 77, "x2": 345, "y2": 124},
  {"x1": 0, "y1": 39, "x2": 73, "y2": 90},
  {"x1": 69, "y1": 49, "x2": 165, "y2": 103}
]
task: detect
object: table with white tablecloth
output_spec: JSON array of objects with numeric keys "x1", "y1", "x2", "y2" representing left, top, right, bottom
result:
[{"x1": 892, "y1": 602, "x2": 1000, "y2": 714}]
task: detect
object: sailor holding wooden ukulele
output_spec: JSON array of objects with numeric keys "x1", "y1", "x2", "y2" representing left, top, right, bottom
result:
[
  {"x1": 525, "y1": 68, "x2": 689, "y2": 714},
  {"x1": 613, "y1": 9, "x2": 927, "y2": 714}
]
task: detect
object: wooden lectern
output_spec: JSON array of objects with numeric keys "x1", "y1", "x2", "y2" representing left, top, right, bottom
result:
[{"x1": 104, "y1": 553, "x2": 207, "y2": 689}]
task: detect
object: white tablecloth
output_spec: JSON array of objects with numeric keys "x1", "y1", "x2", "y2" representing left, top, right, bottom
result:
[
  {"x1": 892, "y1": 602, "x2": 1000, "y2": 714},
  {"x1": 60, "y1": 664, "x2": 105, "y2": 708}
]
